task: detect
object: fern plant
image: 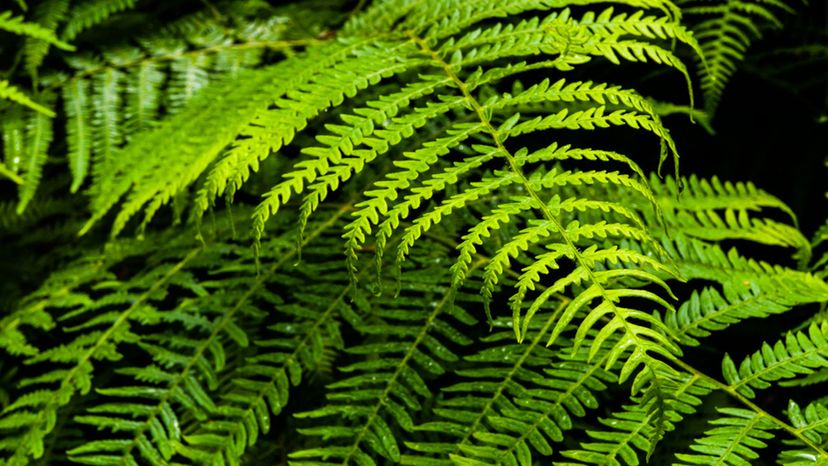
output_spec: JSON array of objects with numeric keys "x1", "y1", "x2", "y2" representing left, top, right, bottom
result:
[{"x1": 0, "y1": 0, "x2": 826, "y2": 465}]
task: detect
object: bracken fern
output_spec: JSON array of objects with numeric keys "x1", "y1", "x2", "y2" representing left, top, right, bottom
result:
[{"x1": 0, "y1": 1, "x2": 826, "y2": 466}]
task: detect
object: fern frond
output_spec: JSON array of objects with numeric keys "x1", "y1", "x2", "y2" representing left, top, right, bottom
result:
[
  {"x1": 675, "y1": 407, "x2": 779, "y2": 465},
  {"x1": 667, "y1": 275, "x2": 828, "y2": 347},
  {"x1": 51, "y1": 4, "x2": 323, "y2": 206},
  {"x1": 60, "y1": 0, "x2": 138, "y2": 41},
  {"x1": 17, "y1": 92, "x2": 55, "y2": 213},
  {"x1": 561, "y1": 369, "x2": 716, "y2": 465},
  {"x1": 722, "y1": 321, "x2": 828, "y2": 399},
  {"x1": 0, "y1": 81, "x2": 55, "y2": 117},
  {"x1": 404, "y1": 312, "x2": 618, "y2": 465},
  {"x1": 22, "y1": 0, "x2": 69, "y2": 80},
  {"x1": 176, "y1": 228, "x2": 358, "y2": 465},
  {"x1": 291, "y1": 264, "x2": 479, "y2": 465},
  {"x1": 0, "y1": 10, "x2": 74, "y2": 51},
  {"x1": 780, "y1": 400, "x2": 828, "y2": 465},
  {"x1": 62, "y1": 78, "x2": 92, "y2": 192},
  {"x1": 677, "y1": 0, "x2": 796, "y2": 114},
  {"x1": 123, "y1": 61, "x2": 164, "y2": 134},
  {"x1": 0, "y1": 207, "x2": 351, "y2": 465},
  {"x1": 82, "y1": 2, "x2": 699, "y2": 242},
  {"x1": 2, "y1": 106, "x2": 27, "y2": 182},
  {"x1": 0, "y1": 245, "x2": 204, "y2": 462}
]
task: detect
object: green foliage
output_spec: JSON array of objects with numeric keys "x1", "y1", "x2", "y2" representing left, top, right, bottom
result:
[
  {"x1": 0, "y1": 1, "x2": 826, "y2": 466},
  {"x1": 676, "y1": 0, "x2": 797, "y2": 114}
]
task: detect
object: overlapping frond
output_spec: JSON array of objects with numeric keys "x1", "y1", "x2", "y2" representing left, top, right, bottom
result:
[
  {"x1": 1, "y1": 1, "x2": 825, "y2": 466},
  {"x1": 290, "y1": 262, "x2": 480, "y2": 465},
  {"x1": 61, "y1": 2, "x2": 328, "y2": 196},
  {"x1": 80, "y1": 1, "x2": 699, "y2": 241},
  {"x1": 0, "y1": 231, "x2": 211, "y2": 462},
  {"x1": 64, "y1": 0, "x2": 706, "y2": 406},
  {"x1": 174, "y1": 236, "x2": 357, "y2": 465},
  {"x1": 0, "y1": 208, "x2": 349, "y2": 465},
  {"x1": 65, "y1": 220, "x2": 353, "y2": 466},
  {"x1": 560, "y1": 369, "x2": 716, "y2": 465},
  {"x1": 403, "y1": 315, "x2": 619, "y2": 465}
]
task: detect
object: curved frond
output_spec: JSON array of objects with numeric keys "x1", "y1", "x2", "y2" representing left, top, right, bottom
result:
[{"x1": 677, "y1": 0, "x2": 796, "y2": 114}]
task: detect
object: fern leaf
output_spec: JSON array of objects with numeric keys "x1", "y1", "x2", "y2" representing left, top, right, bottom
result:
[
  {"x1": 780, "y1": 400, "x2": 828, "y2": 465},
  {"x1": 177, "y1": 228, "x2": 358, "y2": 465},
  {"x1": 17, "y1": 93, "x2": 55, "y2": 213},
  {"x1": 0, "y1": 105, "x2": 25, "y2": 178},
  {"x1": 61, "y1": 0, "x2": 138, "y2": 41},
  {"x1": 291, "y1": 264, "x2": 479, "y2": 465},
  {"x1": 124, "y1": 62, "x2": 164, "y2": 134},
  {"x1": 722, "y1": 321, "x2": 828, "y2": 399},
  {"x1": 62, "y1": 78, "x2": 92, "y2": 193},
  {"x1": 666, "y1": 273, "x2": 828, "y2": 347},
  {"x1": 561, "y1": 370, "x2": 716, "y2": 465},
  {"x1": 167, "y1": 54, "x2": 210, "y2": 112},
  {"x1": 674, "y1": 407, "x2": 778, "y2": 465},
  {"x1": 89, "y1": 69, "x2": 123, "y2": 194},
  {"x1": 0, "y1": 81, "x2": 55, "y2": 117},
  {"x1": 404, "y1": 313, "x2": 618, "y2": 465},
  {"x1": 0, "y1": 246, "x2": 202, "y2": 463},
  {"x1": 0, "y1": 10, "x2": 74, "y2": 51},
  {"x1": 22, "y1": 0, "x2": 69, "y2": 79},
  {"x1": 678, "y1": 0, "x2": 796, "y2": 114}
]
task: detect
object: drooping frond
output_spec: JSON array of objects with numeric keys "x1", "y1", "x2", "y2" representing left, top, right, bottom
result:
[
  {"x1": 173, "y1": 232, "x2": 358, "y2": 465},
  {"x1": 56, "y1": 2, "x2": 328, "y2": 196},
  {"x1": 65, "y1": 217, "x2": 353, "y2": 466},
  {"x1": 16, "y1": 91, "x2": 55, "y2": 214},
  {"x1": 79, "y1": 1, "x2": 699, "y2": 237},
  {"x1": 676, "y1": 0, "x2": 796, "y2": 114},
  {"x1": 22, "y1": 0, "x2": 69, "y2": 79},
  {"x1": 60, "y1": 1, "x2": 709, "y2": 402}
]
